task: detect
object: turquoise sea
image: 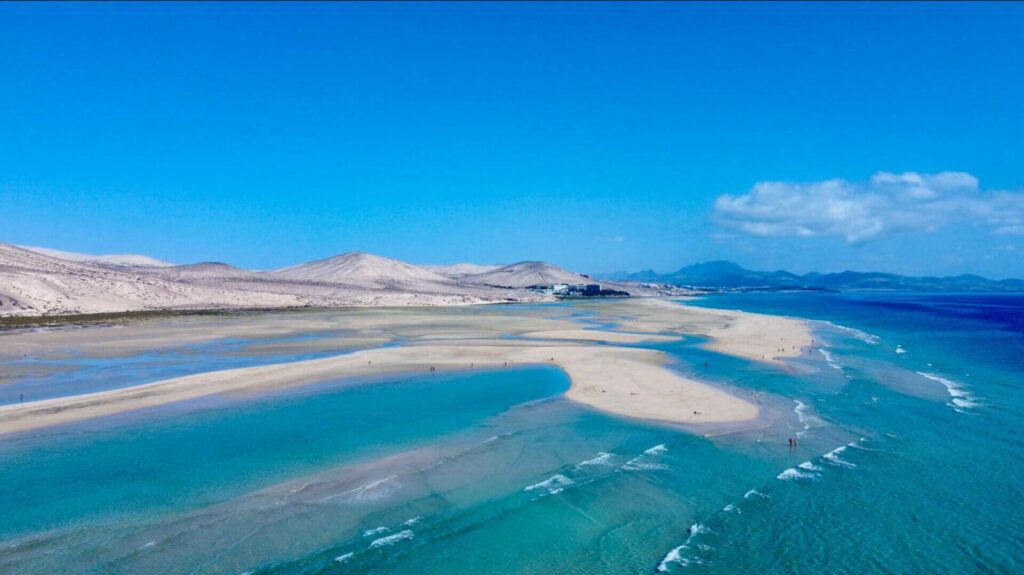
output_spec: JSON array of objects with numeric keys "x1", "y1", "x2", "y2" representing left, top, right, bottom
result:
[{"x1": 1, "y1": 294, "x2": 1022, "y2": 574}]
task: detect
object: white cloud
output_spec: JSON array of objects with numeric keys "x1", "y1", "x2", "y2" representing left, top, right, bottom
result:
[{"x1": 712, "y1": 171, "x2": 1024, "y2": 243}]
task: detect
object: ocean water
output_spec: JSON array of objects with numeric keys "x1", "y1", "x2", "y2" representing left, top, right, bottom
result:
[{"x1": 1, "y1": 294, "x2": 1022, "y2": 574}]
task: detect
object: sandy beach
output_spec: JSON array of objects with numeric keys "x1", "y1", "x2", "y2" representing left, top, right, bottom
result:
[{"x1": 0, "y1": 299, "x2": 813, "y2": 435}]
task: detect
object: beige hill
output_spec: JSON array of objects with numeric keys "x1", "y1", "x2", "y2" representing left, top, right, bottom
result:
[
  {"x1": 0, "y1": 243, "x2": 307, "y2": 316},
  {"x1": 0, "y1": 244, "x2": 545, "y2": 317},
  {"x1": 459, "y1": 261, "x2": 597, "y2": 288},
  {"x1": 271, "y1": 252, "x2": 457, "y2": 290},
  {"x1": 151, "y1": 262, "x2": 263, "y2": 280},
  {"x1": 425, "y1": 263, "x2": 504, "y2": 278}
]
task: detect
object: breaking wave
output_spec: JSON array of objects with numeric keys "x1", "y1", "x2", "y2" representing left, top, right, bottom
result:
[
  {"x1": 321, "y1": 475, "x2": 398, "y2": 503},
  {"x1": 793, "y1": 400, "x2": 824, "y2": 437},
  {"x1": 917, "y1": 371, "x2": 980, "y2": 411},
  {"x1": 644, "y1": 444, "x2": 668, "y2": 455},
  {"x1": 368, "y1": 529, "x2": 414, "y2": 549},
  {"x1": 818, "y1": 348, "x2": 842, "y2": 371},
  {"x1": 824, "y1": 321, "x2": 880, "y2": 344},
  {"x1": 575, "y1": 452, "x2": 614, "y2": 468},
  {"x1": 524, "y1": 473, "x2": 574, "y2": 495},
  {"x1": 656, "y1": 523, "x2": 708, "y2": 572},
  {"x1": 776, "y1": 467, "x2": 816, "y2": 481},
  {"x1": 622, "y1": 444, "x2": 669, "y2": 471},
  {"x1": 822, "y1": 445, "x2": 856, "y2": 468},
  {"x1": 798, "y1": 461, "x2": 823, "y2": 472}
]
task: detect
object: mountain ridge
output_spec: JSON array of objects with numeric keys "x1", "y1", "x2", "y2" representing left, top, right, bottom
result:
[{"x1": 604, "y1": 261, "x2": 1024, "y2": 292}]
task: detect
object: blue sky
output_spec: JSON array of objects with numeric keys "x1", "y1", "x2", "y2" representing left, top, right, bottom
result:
[{"x1": 2, "y1": 2, "x2": 1022, "y2": 277}]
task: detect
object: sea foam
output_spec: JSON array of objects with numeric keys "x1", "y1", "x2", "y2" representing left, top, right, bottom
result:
[
  {"x1": 776, "y1": 467, "x2": 815, "y2": 481},
  {"x1": 322, "y1": 475, "x2": 398, "y2": 503},
  {"x1": 369, "y1": 530, "x2": 413, "y2": 549},
  {"x1": 656, "y1": 523, "x2": 708, "y2": 572},
  {"x1": 798, "y1": 461, "x2": 823, "y2": 472},
  {"x1": 917, "y1": 371, "x2": 980, "y2": 411},
  {"x1": 623, "y1": 444, "x2": 669, "y2": 471},
  {"x1": 818, "y1": 348, "x2": 842, "y2": 371},
  {"x1": 824, "y1": 321, "x2": 880, "y2": 344},
  {"x1": 524, "y1": 473, "x2": 574, "y2": 495},
  {"x1": 576, "y1": 452, "x2": 614, "y2": 468},
  {"x1": 793, "y1": 400, "x2": 824, "y2": 437},
  {"x1": 644, "y1": 444, "x2": 668, "y2": 455},
  {"x1": 822, "y1": 445, "x2": 856, "y2": 468}
]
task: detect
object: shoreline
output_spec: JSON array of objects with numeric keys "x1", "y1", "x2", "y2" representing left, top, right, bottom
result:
[
  {"x1": 0, "y1": 342, "x2": 759, "y2": 436},
  {"x1": 0, "y1": 299, "x2": 813, "y2": 436}
]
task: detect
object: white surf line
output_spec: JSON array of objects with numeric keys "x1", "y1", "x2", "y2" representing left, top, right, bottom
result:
[
  {"x1": 320, "y1": 475, "x2": 398, "y2": 503},
  {"x1": 821, "y1": 321, "x2": 880, "y2": 345},
  {"x1": 574, "y1": 452, "x2": 615, "y2": 469},
  {"x1": 661, "y1": 480, "x2": 779, "y2": 571},
  {"x1": 817, "y1": 348, "x2": 842, "y2": 371},
  {"x1": 656, "y1": 523, "x2": 709, "y2": 572},
  {"x1": 916, "y1": 371, "x2": 980, "y2": 412},
  {"x1": 621, "y1": 443, "x2": 669, "y2": 471},
  {"x1": 780, "y1": 437, "x2": 867, "y2": 481},
  {"x1": 793, "y1": 400, "x2": 824, "y2": 438},
  {"x1": 821, "y1": 444, "x2": 856, "y2": 469},
  {"x1": 776, "y1": 467, "x2": 817, "y2": 481},
  {"x1": 368, "y1": 529, "x2": 414, "y2": 549},
  {"x1": 523, "y1": 473, "x2": 574, "y2": 496}
]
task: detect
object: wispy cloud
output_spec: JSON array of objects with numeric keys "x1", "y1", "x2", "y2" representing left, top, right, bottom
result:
[{"x1": 712, "y1": 171, "x2": 1024, "y2": 244}]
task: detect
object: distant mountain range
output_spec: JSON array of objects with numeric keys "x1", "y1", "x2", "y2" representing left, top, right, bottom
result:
[{"x1": 605, "y1": 260, "x2": 1024, "y2": 292}]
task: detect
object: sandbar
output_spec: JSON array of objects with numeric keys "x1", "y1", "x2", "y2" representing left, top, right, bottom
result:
[{"x1": 0, "y1": 299, "x2": 813, "y2": 435}]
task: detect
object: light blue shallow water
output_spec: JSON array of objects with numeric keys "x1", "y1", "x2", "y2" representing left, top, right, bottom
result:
[
  {"x1": 1, "y1": 294, "x2": 1022, "y2": 574},
  {"x1": 0, "y1": 330, "x2": 360, "y2": 405}
]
